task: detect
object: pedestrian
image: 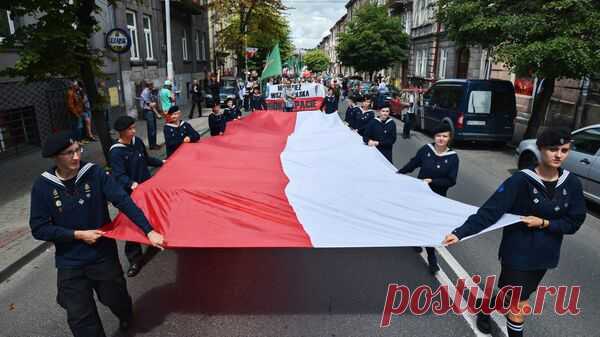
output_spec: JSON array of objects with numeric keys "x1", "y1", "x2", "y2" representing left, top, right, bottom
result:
[
  {"x1": 362, "y1": 104, "x2": 397, "y2": 163},
  {"x1": 140, "y1": 81, "x2": 161, "y2": 150},
  {"x1": 163, "y1": 105, "x2": 201, "y2": 158},
  {"x1": 80, "y1": 88, "x2": 98, "y2": 142},
  {"x1": 224, "y1": 98, "x2": 241, "y2": 121},
  {"x1": 209, "y1": 103, "x2": 227, "y2": 136},
  {"x1": 189, "y1": 79, "x2": 203, "y2": 119},
  {"x1": 398, "y1": 123, "x2": 459, "y2": 274},
  {"x1": 66, "y1": 80, "x2": 84, "y2": 141},
  {"x1": 442, "y1": 127, "x2": 585, "y2": 337},
  {"x1": 249, "y1": 86, "x2": 266, "y2": 112},
  {"x1": 209, "y1": 73, "x2": 221, "y2": 108},
  {"x1": 282, "y1": 79, "x2": 296, "y2": 112},
  {"x1": 403, "y1": 91, "x2": 416, "y2": 139},
  {"x1": 354, "y1": 95, "x2": 375, "y2": 136},
  {"x1": 97, "y1": 80, "x2": 111, "y2": 134},
  {"x1": 320, "y1": 87, "x2": 339, "y2": 114},
  {"x1": 29, "y1": 131, "x2": 164, "y2": 337},
  {"x1": 344, "y1": 95, "x2": 360, "y2": 130},
  {"x1": 159, "y1": 80, "x2": 175, "y2": 115},
  {"x1": 109, "y1": 116, "x2": 165, "y2": 277}
]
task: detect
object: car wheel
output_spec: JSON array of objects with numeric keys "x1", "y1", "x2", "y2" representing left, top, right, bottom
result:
[{"x1": 518, "y1": 151, "x2": 538, "y2": 170}]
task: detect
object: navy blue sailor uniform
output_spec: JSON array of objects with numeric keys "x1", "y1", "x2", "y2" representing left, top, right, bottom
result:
[
  {"x1": 209, "y1": 113, "x2": 227, "y2": 136},
  {"x1": 249, "y1": 94, "x2": 266, "y2": 111},
  {"x1": 109, "y1": 136, "x2": 163, "y2": 265},
  {"x1": 354, "y1": 108, "x2": 375, "y2": 136},
  {"x1": 224, "y1": 105, "x2": 241, "y2": 121},
  {"x1": 164, "y1": 120, "x2": 201, "y2": 158},
  {"x1": 320, "y1": 95, "x2": 339, "y2": 114},
  {"x1": 362, "y1": 117, "x2": 397, "y2": 163},
  {"x1": 29, "y1": 162, "x2": 156, "y2": 337},
  {"x1": 344, "y1": 104, "x2": 359, "y2": 129},
  {"x1": 451, "y1": 168, "x2": 586, "y2": 300}
]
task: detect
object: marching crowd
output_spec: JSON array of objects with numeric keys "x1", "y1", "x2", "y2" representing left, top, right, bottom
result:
[{"x1": 31, "y1": 78, "x2": 585, "y2": 337}]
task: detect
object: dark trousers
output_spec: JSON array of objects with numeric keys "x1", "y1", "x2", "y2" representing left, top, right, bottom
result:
[
  {"x1": 189, "y1": 100, "x2": 202, "y2": 118},
  {"x1": 425, "y1": 247, "x2": 437, "y2": 266},
  {"x1": 144, "y1": 109, "x2": 157, "y2": 147},
  {"x1": 57, "y1": 259, "x2": 132, "y2": 337},
  {"x1": 403, "y1": 113, "x2": 414, "y2": 139},
  {"x1": 125, "y1": 241, "x2": 143, "y2": 264},
  {"x1": 71, "y1": 116, "x2": 84, "y2": 141},
  {"x1": 378, "y1": 147, "x2": 393, "y2": 164}
]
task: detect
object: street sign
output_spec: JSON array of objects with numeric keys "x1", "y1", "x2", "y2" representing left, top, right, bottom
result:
[{"x1": 105, "y1": 28, "x2": 131, "y2": 54}]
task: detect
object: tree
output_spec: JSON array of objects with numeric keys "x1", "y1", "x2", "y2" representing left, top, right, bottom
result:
[
  {"x1": 336, "y1": 3, "x2": 409, "y2": 80},
  {"x1": 303, "y1": 49, "x2": 330, "y2": 73},
  {"x1": 437, "y1": 0, "x2": 600, "y2": 139},
  {"x1": 1, "y1": 0, "x2": 113, "y2": 159},
  {"x1": 211, "y1": 0, "x2": 293, "y2": 76}
]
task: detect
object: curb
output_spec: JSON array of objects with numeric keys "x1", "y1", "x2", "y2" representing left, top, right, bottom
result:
[{"x1": 0, "y1": 127, "x2": 210, "y2": 283}]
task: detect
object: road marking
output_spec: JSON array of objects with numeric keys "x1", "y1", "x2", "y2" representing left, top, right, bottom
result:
[{"x1": 419, "y1": 247, "x2": 508, "y2": 337}]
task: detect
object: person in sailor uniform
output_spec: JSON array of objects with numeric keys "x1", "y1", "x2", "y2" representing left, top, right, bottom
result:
[
  {"x1": 109, "y1": 116, "x2": 165, "y2": 277},
  {"x1": 344, "y1": 95, "x2": 360, "y2": 130},
  {"x1": 163, "y1": 105, "x2": 201, "y2": 158},
  {"x1": 319, "y1": 87, "x2": 339, "y2": 114},
  {"x1": 29, "y1": 131, "x2": 164, "y2": 337},
  {"x1": 362, "y1": 104, "x2": 397, "y2": 163},
  {"x1": 224, "y1": 98, "x2": 242, "y2": 121},
  {"x1": 354, "y1": 95, "x2": 375, "y2": 136},
  {"x1": 443, "y1": 127, "x2": 586, "y2": 337},
  {"x1": 249, "y1": 86, "x2": 267, "y2": 112},
  {"x1": 398, "y1": 123, "x2": 459, "y2": 274},
  {"x1": 209, "y1": 103, "x2": 228, "y2": 136}
]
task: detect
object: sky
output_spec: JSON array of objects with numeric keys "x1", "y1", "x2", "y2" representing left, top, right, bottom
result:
[{"x1": 283, "y1": 0, "x2": 348, "y2": 49}]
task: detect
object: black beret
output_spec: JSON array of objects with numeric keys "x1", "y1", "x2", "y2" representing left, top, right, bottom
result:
[
  {"x1": 113, "y1": 115, "x2": 136, "y2": 131},
  {"x1": 363, "y1": 94, "x2": 372, "y2": 101},
  {"x1": 354, "y1": 95, "x2": 364, "y2": 102},
  {"x1": 536, "y1": 127, "x2": 572, "y2": 147},
  {"x1": 167, "y1": 105, "x2": 180, "y2": 114},
  {"x1": 42, "y1": 131, "x2": 77, "y2": 158},
  {"x1": 432, "y1": 123, "x2": 453, "y2": 136}
]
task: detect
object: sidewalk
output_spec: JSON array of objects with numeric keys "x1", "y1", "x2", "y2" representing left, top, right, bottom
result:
[{"x1": 0, "y1": 106, "x2": 212, "y2": 282}]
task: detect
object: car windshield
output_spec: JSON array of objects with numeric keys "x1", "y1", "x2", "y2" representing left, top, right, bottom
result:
[{"x1": 221, "y1": 87, "x2": 236, "y2": 95}]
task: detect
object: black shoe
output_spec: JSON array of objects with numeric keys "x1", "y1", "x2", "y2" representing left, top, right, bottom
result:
[
  {"x1": 413, "y1": 247, "x2": 423, "y2": 253},
  {"x1": 476, "y1": 311, "x2": 492, "y2": 334},
  {"x1": 119, "y1": 319, "x2": 131, "y2": 332},
  {"x1": 428, "y1": 263, "x2": 440, "y2": 275},
  {"x1": 127, "y1": 263, "x2": 141, "y2": 277}
]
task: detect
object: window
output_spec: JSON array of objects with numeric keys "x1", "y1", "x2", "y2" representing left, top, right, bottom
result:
[
  {"x1": 415, "y1": 50, "x2": 422, "y2": 77},
  {"x1": 438, "y1": 48, "x2": 448, "y2": 79},
  {"x1": 468, "y1": 90, "x2": 492, "y2": 114},
  {"x1": 571, "y1": 128, "x2": 600, "y2": 155},
  {"x1": 142, "y1": 15, "x2": 153, "y2": 60},
  {"x1": 182, "y1": 29, "x2": 189, "y2": 61},
  {"x1": 202, "y1": 32, "x2": 207, "y2": 60},
  {"x1": 417, "y1": 49, "x2": 428, "y2": 77},
  {"x1": 0, "y1": 11, "x2": 15, "y2": 41},
  {"x1": 437, "y1": 86, "x2": 464, "y2": 110},
  {"x1": 126, "y1": 11, "x2": 140, "y2": 60},
  {"x1": 194, "y1": 31, "x2": 200, "y2": 61}
]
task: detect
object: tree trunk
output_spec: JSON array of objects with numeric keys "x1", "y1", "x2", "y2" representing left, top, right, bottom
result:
[{"x1": 523, "y1": 78, "x2": 555, "y2": 140}]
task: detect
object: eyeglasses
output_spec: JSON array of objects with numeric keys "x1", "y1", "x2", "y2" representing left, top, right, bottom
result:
[{"x1": 59, "y1": 147, "x2": 84, "y2": 158}]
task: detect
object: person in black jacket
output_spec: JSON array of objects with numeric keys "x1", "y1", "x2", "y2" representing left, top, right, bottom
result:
[
  {"x1": 344, "y1": 95, "x2": 360, "y2": 130},
  {"x1": 354, "y1": 95, "x2": 375, "y2": 136},
  {"x1": 109, "y1": 116, "x2": 164, "y2": 277},
  {"x1": 442, "y1": 128, "x2": 586, "y2": 337},
  {"x1": 249, "y1": 86, "x2": 266, "y2": 112},
  {"x1": 209, "y1": 103, "x2": 227, "y2": 136},
  {"x1": 362, "y1": 104, "x2": 397, "y2": 163},
  {"x1": 398, "y1": 123, "x2": 459, "y2": 274},
  {"x1": 224, "y1": 98, "x2": 242, "y2": 121},
  {"x1": 30, "y1": 131, "x2": 164, "y2": 337},
  {"x1": 320, "y1": 87, "x2": 339, "y2": 114},
  {"x1": 163, "y1": 105, "x2": 201, "y2": 158},
  {"x1": 189, "y1": 79, "x2": 203, "y2": 118}
]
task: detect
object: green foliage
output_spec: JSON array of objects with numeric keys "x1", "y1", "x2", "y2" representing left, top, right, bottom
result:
[
  {"x1": 303, "y1": 49, "x2": 330, "y2": 73},
  {"x1": 0, "y1": 0, "x2": 111, "y2": 81},
  {"x1": 437, "y1": 0, "x2": 600, "y2": 79},
  {"x1": 336, "y1": 3, "x2": 409, "y2": 76},
  {"x1": 211, "y1": 0, "x2": 293, "y2": 73}
]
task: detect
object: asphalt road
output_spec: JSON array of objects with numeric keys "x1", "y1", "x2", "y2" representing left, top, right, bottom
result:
[{"x1": 1, "y1": 107, "x2": 598, "y2": 337}]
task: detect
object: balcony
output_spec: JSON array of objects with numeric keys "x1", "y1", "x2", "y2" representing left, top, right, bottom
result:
[{"x1": 171, "y1": 0, "x2": 205, "y2": 15}]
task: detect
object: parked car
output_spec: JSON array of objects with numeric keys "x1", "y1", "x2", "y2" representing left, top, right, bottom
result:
[
  {"x1": 516, "y1": 124, "x2": 600, "y2": 203},
  {"x1": 205, "y1": 86, "x2": 238, "y2": 108},
  {"x1": 417, "y1": 79, "x2": 517, "y2": 142}
]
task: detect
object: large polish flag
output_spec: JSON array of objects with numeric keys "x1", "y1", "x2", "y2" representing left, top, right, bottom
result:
[{"x1": 102, "y1": 111, "x2": 519, "y2": 248}]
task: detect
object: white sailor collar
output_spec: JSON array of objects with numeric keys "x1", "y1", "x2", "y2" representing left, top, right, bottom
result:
[
  {"x1": 41, "y1": 162, "x2": 95, "y2": 188},
  {"x1": 520, "y1": 168, "x2": 570, "y2": 189},
  {"x1": 109, "y1": 137, "x2": 136, "y2": 152},
  {"x1": 165, "y1": 120, "x2": 186, "y2": 128},
  {"x1": 426, "y1": 143, "x2": 457, "y2": 157},
  {"x1": 375, "y1": 117, "x2": 393, "y2": 124}
]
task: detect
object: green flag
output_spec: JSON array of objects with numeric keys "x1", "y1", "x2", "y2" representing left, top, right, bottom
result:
[{"x1": 260, "y1": 43, "x2": 282, "y2": 81}]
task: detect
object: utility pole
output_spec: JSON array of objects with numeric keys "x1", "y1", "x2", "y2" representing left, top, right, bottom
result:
[{"x1": 165, "y1": 0, "x2": 174, "y2": 81}]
